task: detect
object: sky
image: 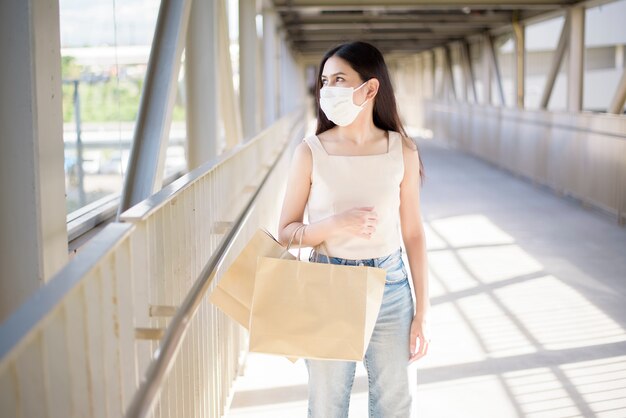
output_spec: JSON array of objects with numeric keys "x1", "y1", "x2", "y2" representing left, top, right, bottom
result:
[
  {"x1": 59, "y1": 0, "x2": 240, "y2": 47},
  {"x1": 59, "y1": 0, "x2": 626, "y2": 50}
]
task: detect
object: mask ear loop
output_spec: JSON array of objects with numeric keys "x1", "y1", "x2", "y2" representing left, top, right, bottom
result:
[{"x1": 354, "y1": 80, "x2": 371, "y2": 108}]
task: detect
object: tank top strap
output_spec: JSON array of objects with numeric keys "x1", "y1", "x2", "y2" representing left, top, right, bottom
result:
[
  {"x1": 389, "y1": 130, "x2": 403, "y2": 160},
  {"x1": 302, "y1": 135, "x2": 327, "y2": 157}
]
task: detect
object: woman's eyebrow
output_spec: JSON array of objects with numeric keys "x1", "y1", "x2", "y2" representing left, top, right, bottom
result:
[{"x1": 321, "y1": 72, "x2": 347, "y2": 78}]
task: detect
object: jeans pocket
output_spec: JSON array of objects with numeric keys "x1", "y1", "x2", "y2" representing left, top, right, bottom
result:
[{"x1": 384, "y1": 258, "x2": 407, "y2": 284}]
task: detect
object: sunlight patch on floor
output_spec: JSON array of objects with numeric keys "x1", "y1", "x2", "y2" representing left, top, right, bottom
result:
[{"x1": 224, "y1": 211, "x2": 626, "y2": 418}]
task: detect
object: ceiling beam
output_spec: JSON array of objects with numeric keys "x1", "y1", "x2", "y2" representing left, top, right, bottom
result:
[
  {"x1": 282, "y1": 22, "x2": 502, "y2": 30},
  {"x1": 291, "y1": 40, "x2": 445, "y2": 50},
  {"x1": 274, "y1": 3, "x2": 577, "y2": 12},
  {"x1": 279, "y1": 12, "x2": 514, "y2": 22},
  {"x1": 286, "y1": 32, "x2": 480, "y2": 41},
  {"x1": 281, "y1": 21, "x2": 509, "y2": 30},
  {"x1": 272, "y1": 0, "x2": 586, "y2": 55}
]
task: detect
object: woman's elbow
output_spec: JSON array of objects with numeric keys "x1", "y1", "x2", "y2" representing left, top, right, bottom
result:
[
  {"x1": 277, "y1": 224, "x2": 295, "y2": 247},
  {"x1": 402, "y1": 228, "x2": 425, "y2": 247},
  {"x1": 277, "y1": 227, "x2": 288, "y2": 247}
]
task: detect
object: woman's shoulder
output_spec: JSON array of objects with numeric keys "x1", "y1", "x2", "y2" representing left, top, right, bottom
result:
[
  {"x1": 390, "y1": 130, "x2": 417, "y2": 151},
  {"x1": 297, "y1": 136, "x2": 314, "y2": 157}
]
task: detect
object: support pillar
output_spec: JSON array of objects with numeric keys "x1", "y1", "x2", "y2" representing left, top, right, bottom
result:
[
  {"x1": 567, "y1": 6, "x2": 585, "y2": 112},
  {"x1": 513, "y1": 15, "x2": 526, "y2": 108},
  {"x1": 0, "y1": 0, "x2": 68, "y2": 322},
  {"x1": 239, "y1": 0, "x2": 260, "y2": 141},
  {"x1": 460, "y1": 41, "x2": 477, "y2": 103},
  {"x1": 262, "y1": 0, "x2": 278, "y2": 127},
  {"x1": 482, "y1": 39, "x2": 492, "y2": 105},
  {"x1": 186, "y1": 0, "x2": 220, "y2": 169},
  {"x1": 444, "y1": 45, "x2": 457, "y2": 101}
]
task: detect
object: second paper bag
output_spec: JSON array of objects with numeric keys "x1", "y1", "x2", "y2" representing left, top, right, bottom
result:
[{"x1": 249, "y1": 253, "x2": 387, "y2": 361}]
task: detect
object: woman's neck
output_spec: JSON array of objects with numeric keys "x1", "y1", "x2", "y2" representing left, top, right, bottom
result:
[{"x1": 335, "y1": 116, "x2": 382, "y2": 146}]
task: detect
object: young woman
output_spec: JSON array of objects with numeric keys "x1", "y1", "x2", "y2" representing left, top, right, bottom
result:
[{"x1": 278, "y1": 41, "x2": 431, "y2": 418}]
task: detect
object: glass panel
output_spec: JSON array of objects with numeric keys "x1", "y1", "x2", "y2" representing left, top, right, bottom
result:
[
  {"x1": 451, "y1": 46, "x2": 464, "y2": 101},
  {"x1": 524, "y1": 15, "x2": 566, "y2": 110},
  {"x1": 164, "y1": 59, "x2": 187, "y2": 180},
  {"x1": 494, "y1": 33, "x2": 514, "y2": 107},
  {"x1": 470, "y1": 42, "x2": 484, "y2": 104},
  {"x1": 60, "y1": 0, "x2": 160, "y2": 214},
  {"x1": 228, "y1": 0, "x2": 240, "y2": 96},
  {"x1": 583, "y1": 0, "x2": 626, "y2": 113}
]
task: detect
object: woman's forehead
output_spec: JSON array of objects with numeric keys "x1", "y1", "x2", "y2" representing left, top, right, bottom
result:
[{"x1": 321, "y1": 56, "x2": 355, "y2": 77}]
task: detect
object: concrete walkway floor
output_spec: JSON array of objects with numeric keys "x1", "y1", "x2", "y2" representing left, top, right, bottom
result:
[{"x1": 224, "y1": 137, "x2": 626, "y2": 418}]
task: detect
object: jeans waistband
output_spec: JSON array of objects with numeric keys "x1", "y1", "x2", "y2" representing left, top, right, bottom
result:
[{"x1": 310, "y1": 247, "x2": 403, "y2": 268}]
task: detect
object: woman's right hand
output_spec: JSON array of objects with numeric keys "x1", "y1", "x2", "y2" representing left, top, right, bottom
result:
[{"x1": 335, "y1": 206, "x2": 378, "y2": 240}]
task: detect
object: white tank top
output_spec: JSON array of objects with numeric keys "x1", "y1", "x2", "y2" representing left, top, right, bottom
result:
[{"x1": 303, "y1": 130, "x2": 405, "y2": 260}]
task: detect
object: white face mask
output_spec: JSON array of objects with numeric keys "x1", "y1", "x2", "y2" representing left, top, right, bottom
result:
[{"x1": 319, "y1": 81, "x2": 370, "y2": 126}]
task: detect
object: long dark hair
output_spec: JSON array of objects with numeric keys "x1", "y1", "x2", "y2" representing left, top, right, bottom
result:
[{"x1": 315, "y1": 41, "x2": 425, "y2": 184}]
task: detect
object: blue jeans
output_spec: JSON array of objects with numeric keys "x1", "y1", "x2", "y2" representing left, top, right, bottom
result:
[{"x1": 305, "y1": 247, "x2": 415, "y2": 418}]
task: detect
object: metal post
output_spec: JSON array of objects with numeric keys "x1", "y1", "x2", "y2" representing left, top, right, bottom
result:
[
  {"x1": 513, "y1": 14, "x2": 525, "y2": 109},
  {"x1": 460, "y1": 41, "x2": 477, "y2": 103},
  {"x1": 262, "y1": 0, "x2": 278, "y2": 127},
  {"x1": 482, "y1": 37, "x2": 492, "y2": 105},
  {"x1": 186, "y1": 0, "x2": 220, "y2": 169},
  {"x1": 118, "y1": 0, "x2": 193, "y2": 215},
  {"x1": 239, "y1": 0, "x2": 259, "y2": 141},
  {"x1": 72, "y1": 80, "x2": 86, "y2": 206},
  {"x1": 428, "y1": 50, "x2": 435, "y2": 99},
  {"x1": 616, "y1": 44, "x2": 625, "y2": 69},
  {"x1": 485, "y1": 33, "x2": 506, "y2": 106},
  {"x1": 608, "y1": 70, "x2": 626, "y2": 114},
  {"x1": 541, "y1": 15, "x2": 569, "y2": 109},
  {"x1": 276, "y1": 30, "x2": 285, "y2": 115},
  {"x1": 457, "y1": 44, "x2": 468, "y2": 102},
  {"x1": 444, "y1": 45, "x2": 457, "y2": 101},
  {"x1": 567, "y1": 6, "x2": 585, "y2": 112},
  {"x1": 415, "y1": 54, "x2": 424, "y2": 128},
  {"x1": 217, "y1": 0, "x2": 243, "y2": 150},
  {"x1": 435, "y1": 48, "x2": 445, "y2": 99}
]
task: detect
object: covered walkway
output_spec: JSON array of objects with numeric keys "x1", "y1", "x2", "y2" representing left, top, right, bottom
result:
[
  {"x1": 225, "y1": 137, "x2": 626, "y2": 417},
  {"x1": 1, "y1": 0, "x2": 625, "y2": 417}
]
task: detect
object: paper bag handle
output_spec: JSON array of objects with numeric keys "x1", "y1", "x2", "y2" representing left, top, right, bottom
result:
[
  {"x1": 283, "y1": 224, "x2": 331, "y2": 264},
  {"x1": 283, "y1": 224, "x2": 305, "y2": 260}
]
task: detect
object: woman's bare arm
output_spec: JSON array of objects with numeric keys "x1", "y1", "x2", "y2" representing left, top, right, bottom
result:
[
  {"x1": 399, "y1": 137, "x2": 432, "y2": 362},
  {"x1": 399, "y1": 138, "x2": 430, "y2": 318},
  {"x1": 277, "y1": 141, "x2": 341, "y2": 248}
]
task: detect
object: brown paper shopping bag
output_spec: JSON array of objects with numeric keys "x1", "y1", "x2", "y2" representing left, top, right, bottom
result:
[
  {"x1": 249, "y1": 224, "x2": 387, "y2": 361},
  {"x1": 208, "y1": 226, "x2": 303, "y2": 363},
  {"x1": 208, "y1": 227, "x2": 293, "y2": 328}
]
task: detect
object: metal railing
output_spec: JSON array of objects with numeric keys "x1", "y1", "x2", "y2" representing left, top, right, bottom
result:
[
  {"x1": 0, "y1": 109, "x2": 306, "y2": 418},
  {"x1": 0, "y1": 222, "x2": 137, "y2": 417},
  {"x1": 422, "y1": 100, "x2": 626, "y2": 225},
  {"x1": 119, "y1": 109, "x2": 305, "y2": 418}
]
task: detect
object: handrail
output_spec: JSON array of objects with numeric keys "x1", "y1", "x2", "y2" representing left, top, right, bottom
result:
[
  {"x1": 0, "y1": 222, "x2": 134, "y2": 359},
  {"x1": 120, "y1": 119, "x2": 282, "y2": 222},
  {"x1": 427, "y1": 101, "x2": 626, "y2": 140},
  {"x1": 123, "y1": 111, "x2": 304, "y2": 418},
  {"x1": 67, "y1": 168, "x2": 186, "y2": 243}
]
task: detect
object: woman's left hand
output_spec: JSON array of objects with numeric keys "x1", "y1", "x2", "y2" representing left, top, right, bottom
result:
[{"x1": 409, "y1": 313, "x2": 431, "y2": 364}]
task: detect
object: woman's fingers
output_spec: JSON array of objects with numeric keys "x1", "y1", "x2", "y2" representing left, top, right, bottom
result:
[{"x1": 409, "y1": 334, "x2": 430, "y2": 364}]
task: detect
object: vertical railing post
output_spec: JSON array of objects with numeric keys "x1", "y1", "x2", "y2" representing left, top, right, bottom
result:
[{"x1": 73, "y1": 79, "x2": 86, "y2": 207}]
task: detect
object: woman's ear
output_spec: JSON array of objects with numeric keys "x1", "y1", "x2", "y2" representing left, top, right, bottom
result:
[{"x1": 366, "y1": 78, "x2": 380, "y2": 100}]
